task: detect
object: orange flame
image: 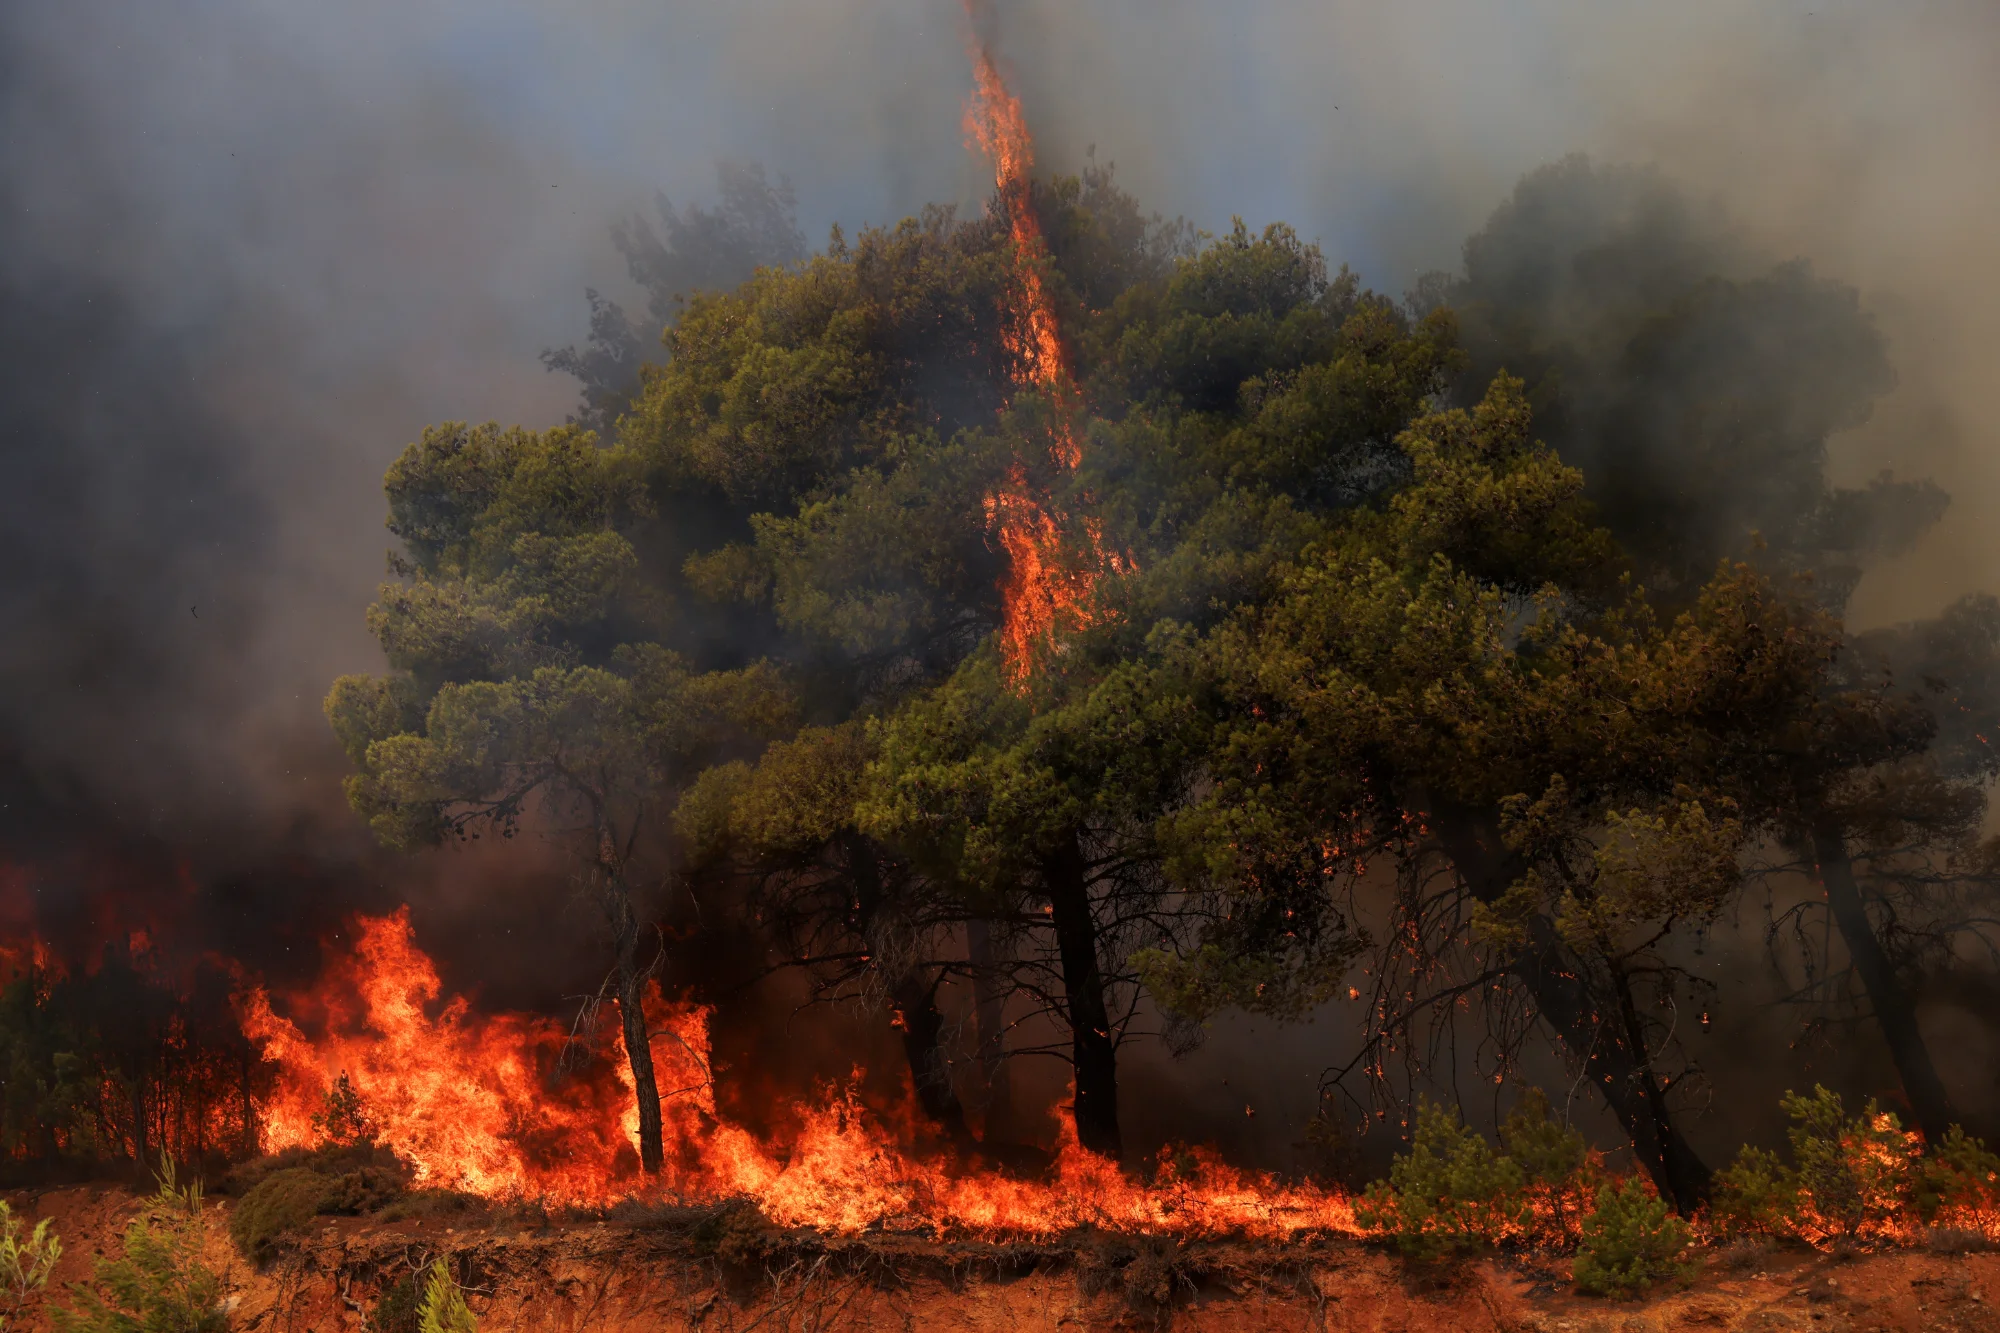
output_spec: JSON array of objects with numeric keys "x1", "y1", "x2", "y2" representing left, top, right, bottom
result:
[
  {"x1": 962, "y1": 26, "x2": 1122, "y2": 680},
  {"x1": 238, "y1": 909, "x2": 1361, "y2": 1238},
  {"x1": 236, "y1": 909, "x2": 653, "y2": 1199}
]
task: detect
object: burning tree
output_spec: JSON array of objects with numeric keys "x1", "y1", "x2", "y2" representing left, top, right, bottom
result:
[
  {"x1": 0, "y1": 943, "x2": 266, "y2": 1174},
  {"x1": 668, "y1": 206, "x2": 1459, "y2": 1157},
  {"x1": 325, "y1": 422, "x2": 793, "y2": 1174}
]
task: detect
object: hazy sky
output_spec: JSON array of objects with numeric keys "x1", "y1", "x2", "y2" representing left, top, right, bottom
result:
[{"x1": 1, "y1": 0, "x2": 1994, "y2": 837}]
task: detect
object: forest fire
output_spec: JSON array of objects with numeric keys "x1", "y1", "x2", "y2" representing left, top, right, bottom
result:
[
  {"x1": 231, "y1": 909, "x2": 1360, "y2": 1239},
  {"x1": 9, "y1": 3, "x2": 2000, "y2": 1325}
]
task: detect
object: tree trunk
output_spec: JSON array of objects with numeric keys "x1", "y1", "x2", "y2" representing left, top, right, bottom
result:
[
  {"x1": 846, "y1": 833, "x2": 969, "y2": 1138},
  {"x1": 967, "y1": 917, "x2": 1015, "y2": 1142},
  {"x1": 888, "y1": 970, "x2": 971, "y2": 1140},
  {"x1": 1436, "y1": 815, "x2": 1712, "y2": 1212},
  {"x1": 1814, "y1": 825, "x2": 1956, "y2": 1143},
  {"x1": 1044, "y1": 831, "x2": 1121, "y2": 1158},
  {"x1": 241, "y1": 1040, "x2": 257, "y2": 1159},
  {"x1": 606, "y1": 877, "x2": 665, "y2": 1175},
  {"x1": 132, "y1": 1075, "x2": 149, "y2": 1167}
]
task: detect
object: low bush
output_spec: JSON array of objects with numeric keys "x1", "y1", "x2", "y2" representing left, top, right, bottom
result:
[
  {"x1": 1915, "y1": 1125, "x2": 2000, "y2": 1224},
  {"x1": 377, "y1": 1190, "x2": 485, "y2": 1225},
  {"x1": 1353, "y1": 1098, "x2": 1525, "y2": 1259},
  {"x1": 1709, "y1": 1235, "x2": 1773, "y2": 1273},
  {"x1": 323, "y1": 1166, "x2": 407, "y2": 1215},
  {"x1": 1785, "y1": 1086, "x2": 1911, "y2": 1237},
  {"x1": 1707, "y1": 1084, "x2": 1994, "y2": 1244},
  {"x1": 418, "y1": 1259, "x2": 478, "y2": 1333},
  {"x1": 1710, "y1": 1145, "x2": 1795, "y2": 1239},
  {"x1": 1499, "y1": 1088, "x2": 1596, "y2": 1248},
  {"x1": 1572, "y1": 1178, "x2": 1695, "y2": 1298},
  {"x1": 229, "y1": 1167, "x2": 335, "y2": 1264},
  {"x1": 688, "y1": 1202, "x2": 775, "y2": 1267},
  {"x1": 221, "y1": 1142, "x2": 407, "y2": 1198},
  {"x1": 0, "y1": 1198, "x2": 60, "y2": 1322},
  {"x1": 53, "y1": 1157, "x2": 231, "y2": 1333}
]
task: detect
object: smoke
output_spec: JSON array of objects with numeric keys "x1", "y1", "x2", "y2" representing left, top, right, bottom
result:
[{"x1": 2, "y1": 0, "x2": 1996, "y2": 1150}]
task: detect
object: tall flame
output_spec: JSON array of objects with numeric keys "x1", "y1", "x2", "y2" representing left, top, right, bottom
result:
[{"x1": 963, "y1": 26, "x2": 1120, "y2": 680}]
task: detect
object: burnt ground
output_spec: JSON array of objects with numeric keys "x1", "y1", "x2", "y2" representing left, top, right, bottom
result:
[{"x1": 6, "y1": 1184, "x2": 2000, "y2": 1331}]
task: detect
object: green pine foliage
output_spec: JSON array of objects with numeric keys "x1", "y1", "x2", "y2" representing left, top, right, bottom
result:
[
  {"x1": 1572, "y1": 1178, "x2": 1695, "y2": 1298},
  {"x1": 1709, "y1": 1085, "x2": 2000, "y2": 1243},
  {"x1": 1914, "y1": 1125, "x2": 2000, "y2": 1222},
  {"x1": 310, "y1": 1073, "x2": 377, "y2": 1149},
  {"x1": 1500, "y1": 1088, "x2": 1596, "y2": 1247},
  {"x1": 1353, "y1": 1098, "x2": 1525, "y2": 1258},
  {"x1": 0, "y1": 1198, "x2": 61, "y2": 1324},
  {"x1": 1782, "y1": 1085, "x2": 1912, "y2": 1237},
  {"x1": 417, "y1": 1260, "x2": 478, "y2": 1333},
  {"x1": 52, "y1": 1157, "x2": 231, "y2": 1333},
  {"x1": 319, "y1": 152, "x2": 1991, "y2": 1209},
  {"x1": 228, "y1": 1167, "x2": 336, "y2": 1265},
  {"x1": 1710, "y1": 1145, "x2": 1796, "y2": 1239}
]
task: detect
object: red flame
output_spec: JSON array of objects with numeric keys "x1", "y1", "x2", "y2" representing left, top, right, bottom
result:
[
  {"x1": 962, "y1": 27, "x2": 1124, "y2": 681},
  {"x1": 236, "y1": 909, "x2": 651, "y2": 1199},
  {"x1": 238, "y1": 909, "x2": 1359, "y2": 1237}
]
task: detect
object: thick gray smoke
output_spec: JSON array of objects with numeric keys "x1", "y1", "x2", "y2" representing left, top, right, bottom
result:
[{"x1": 2, "y1": 0, "x2": 1996, "y2": 1142}]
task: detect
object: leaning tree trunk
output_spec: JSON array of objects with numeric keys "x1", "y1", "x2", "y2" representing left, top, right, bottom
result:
[
  {"x1": 1043, "y1": 830, "x2": 1121, "y2": 1159},
  {"x1": 604, "y1": 871, "x2": 665, "y2": 1175},
  {"x1": 1813, "y1": 825, "x2": 1956, "y2": 1143},
  {"x1": 1436, "y1": 816, "x2": 1712, "y2": 1212}
]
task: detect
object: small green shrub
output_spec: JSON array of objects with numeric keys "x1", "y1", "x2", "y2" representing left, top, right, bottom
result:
[
  {"x1": 323, "y1": 1167, "x2": 407, "y2": 1215},
  {"x1": 376, "y1": 1190, "x2": 484, "y2": 1225},
  {"x1": 1710, "y1": 1144, "x2": 1796, "y2": 1238},
  {"x1": 228, "y1": 1167, "x2": 334, "y2": 1264},
  {"x1": 417, "y1": 1259, "x2": 477, "y2": 1333},
  {"x1": 1709, "y1": 1088, "x2": 2000, "y2": 1244},
  {"x1": 53, "y1": 1156, "x2": 231, "y2": 1333},
  {"x1": 221, "y1": 1141, "x2": 406, "y2": 1197},
  {"x1": 1353, "y1": 1097, "x2": 1525, "y2": 1259},
  {"x1": 689, "y1": 1203, "x2": 774, "y2": 1266},
  {"x1": 311, "y1": 1073, "x2": 378, "y2": 1149},
  {"x1": 1500, "y1": 1087, "x2": 1594, "y2": 1247},
  {"x1": 1915, "y1": 1125, "x2": 2000, "y2": 1222},
  {"x1": 1782, "y1": 1086, "x2": 1912, "y2": 1236},
  {"x1": 1572, "y1": 1178, "x2": 1695, "y2": 1298},
  {"x1": 0, "y1": 1198, "x2": 61, "y2": 1321}
]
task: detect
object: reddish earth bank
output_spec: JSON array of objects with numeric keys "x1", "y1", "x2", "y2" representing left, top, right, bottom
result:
[{"x1": 10, "y1": 1183, "x2": 2000, "y2": 1332}]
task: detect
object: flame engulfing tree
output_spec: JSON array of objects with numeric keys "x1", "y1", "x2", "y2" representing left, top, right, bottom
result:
[
  {"x1": 325, "y1": 423, "x2": 794, "y2": 1174},
  {"x1": 673, "y1": 206, "x2": 1458, "y2": 1156}
]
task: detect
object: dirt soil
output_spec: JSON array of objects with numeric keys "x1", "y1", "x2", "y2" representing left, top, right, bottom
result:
[{"x1": 7, "y1": 1184, "x2": 2000, "y2": 1332}]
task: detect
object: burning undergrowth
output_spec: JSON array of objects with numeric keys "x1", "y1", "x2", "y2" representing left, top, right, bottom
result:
[
  {"x1": 229, "y1": 908, "x2": 1358, "y2": 1239},
  {"x1": 11, "y1": 899, "x2": 1997, "y2": 1275}
]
